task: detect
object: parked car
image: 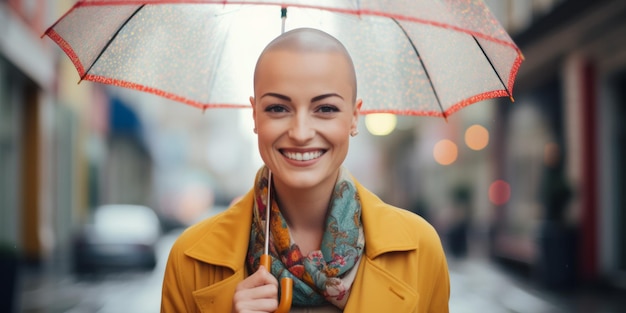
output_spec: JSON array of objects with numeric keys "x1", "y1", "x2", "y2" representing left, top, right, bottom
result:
[{"x1": 73, "y1": 204, "x2": 161, "y2": 274}]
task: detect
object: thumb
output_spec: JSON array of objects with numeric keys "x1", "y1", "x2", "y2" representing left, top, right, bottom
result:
[{"x1": 256, "y1": 265, "x2": 279, "y2": 287}]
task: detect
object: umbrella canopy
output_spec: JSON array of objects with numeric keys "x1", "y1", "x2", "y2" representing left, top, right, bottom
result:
[{"x1": 45, "y1": 0, "x2": 523, "y2": 118}]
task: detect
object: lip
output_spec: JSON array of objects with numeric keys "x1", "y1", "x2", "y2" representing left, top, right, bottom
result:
[{"x1": 279, "y1": 148, "x2": 327, "y2": 166}]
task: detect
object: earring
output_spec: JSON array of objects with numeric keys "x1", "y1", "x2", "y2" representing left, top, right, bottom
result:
[
  {"x1": 253, "y1": 127, "x2": 257, "y2": 134},
  {"x1": 350, "y1": 129, "x2": 359, "y2": 137}
]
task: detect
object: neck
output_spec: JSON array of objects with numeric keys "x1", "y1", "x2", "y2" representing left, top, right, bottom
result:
[
  {"x1": 273, "y1": 182, "x2": 334, "y2": 256},
  {"x1": 272, "y1": 178, "x2": 336, "y2": 232}
]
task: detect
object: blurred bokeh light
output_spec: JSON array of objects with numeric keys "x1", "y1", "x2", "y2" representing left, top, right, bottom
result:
[
  {"x1": 365, "y1": 113, "x2": 397, "y2": 136},
  {"x1": 433, "y1": 139, "x2": 458, "y2": 165},
  {"x1": 489, "y1": 180, "x2": 511, "y2": 205},
  {"x1": 465, "y1": 124, "x2": 489, "y2": 151}
]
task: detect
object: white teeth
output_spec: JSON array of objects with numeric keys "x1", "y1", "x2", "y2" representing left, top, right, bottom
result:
[{"x1": 284, "y1": 151, "x2": 323, "y2": 161}]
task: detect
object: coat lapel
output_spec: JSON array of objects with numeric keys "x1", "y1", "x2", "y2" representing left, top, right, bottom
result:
[
  {"x1": 344, "y1": 181, "x2": 421, "y2": 312},
  {"x1": 184, "y1": 189, "x2": 255, "y2": 311},
  {"x1": 184, "y1": 188, "x2": 254, "y2": 269},
  {"x1": 355, "y1": 180, "x2": 420, "y2": 260}
]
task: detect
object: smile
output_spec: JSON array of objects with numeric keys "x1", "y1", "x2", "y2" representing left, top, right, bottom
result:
[{"x1": 282, "y1": 150, "x2": 324, "y2": 161}]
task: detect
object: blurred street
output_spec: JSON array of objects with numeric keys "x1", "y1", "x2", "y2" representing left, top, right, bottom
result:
[
  {"x1": 15, "y1": 229, "x2": 626, "y2": 313},
  {"x1": 17, "y1": 229, "x2": 182, "y2": 313},
  {"x1": 448, "y1": 259, "x2": 626, "y2": 313}
]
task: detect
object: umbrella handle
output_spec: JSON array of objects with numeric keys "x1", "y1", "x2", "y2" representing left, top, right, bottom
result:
[{"x1": 260, "y1": 254, "x2": 293, "y2": 313}]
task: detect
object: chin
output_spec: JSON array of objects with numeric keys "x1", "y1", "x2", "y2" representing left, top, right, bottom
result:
[{"x1": 275, "y1": 170, "x2": 334, "y2": 190}]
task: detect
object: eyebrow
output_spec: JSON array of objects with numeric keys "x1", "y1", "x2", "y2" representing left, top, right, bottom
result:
[
  {"x1": 260, "y1": 92, "x2": 344, "y2": 102},
  {"x1": 261, "y1": 93, "x2": 291, "y2": 101},
  {"x1": 311, "y1": 93, "x2": 344, "y2": 102}
]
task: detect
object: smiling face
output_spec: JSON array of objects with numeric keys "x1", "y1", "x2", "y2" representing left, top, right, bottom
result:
[{"x1": 251, "y1": 30, "x2": 361, "y2": 192}]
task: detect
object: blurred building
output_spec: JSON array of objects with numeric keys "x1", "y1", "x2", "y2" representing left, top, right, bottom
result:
[
  {"x1": 374, "y1": 0, "x2": 625, "y2": 293},
  {"x1": 1, "y1": 2, "x2": 68, "y2": 311},
  {"x1": 490, "y1": 0, "x2": 626, "y2": 289},
  {"x1": 0, "y1": 0, "x2": 154, "y2": 301},
  {"x1": 1, "y1": 0, "x2": 59, "y2": 266}
]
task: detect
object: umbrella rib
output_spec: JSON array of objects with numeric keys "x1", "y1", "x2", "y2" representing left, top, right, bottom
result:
[
  {"x1": 81, "y1": 5, "x2": 146, "y2": 81},
  {"x1": 391, "y1": 18, "x2": 446, "y2": 119},
  {"x1": 472, "y1": 35, "x2": 511, "y2": 99}
]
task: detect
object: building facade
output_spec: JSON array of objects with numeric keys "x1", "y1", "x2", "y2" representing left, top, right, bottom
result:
[{"x1": 491, "y1": 0, "x2": 626, "y2": 288}]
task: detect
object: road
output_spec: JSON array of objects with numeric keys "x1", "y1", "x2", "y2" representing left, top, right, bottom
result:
[{"x1": 19, "y1": 229, "x2": 180, "y2": 313}]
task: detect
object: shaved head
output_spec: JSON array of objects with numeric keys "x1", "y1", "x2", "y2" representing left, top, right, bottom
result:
[{"x1": 254, "y1": 28, "x2": 358, "y2": 103}]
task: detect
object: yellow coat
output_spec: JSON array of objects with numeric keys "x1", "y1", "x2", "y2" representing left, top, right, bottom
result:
[{"x1": 161, "y1": 180, "x2": 450, "y2": 312}]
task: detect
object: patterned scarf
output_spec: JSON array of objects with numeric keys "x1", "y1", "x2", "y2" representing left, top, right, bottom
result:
[{"x1": 246, "y1": 166, "x2": 365, "y2": 309}]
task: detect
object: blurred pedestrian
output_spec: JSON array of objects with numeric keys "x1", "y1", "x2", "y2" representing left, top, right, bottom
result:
[
  {"x1": 539, "y1": 143, "x2": 572, "y2": 224},
  {"x1": 161, "y1": 28, "x2": 449, "y2": 312},
  {"x1": 537, "y1": 142, "x2": 576, "y2": 289},
  {"x1": 446, "y1": 184, "x2": 472, "y2": 259}
]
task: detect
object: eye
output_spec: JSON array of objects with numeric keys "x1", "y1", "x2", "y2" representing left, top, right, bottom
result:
[
  {"x1": 316, "y1": 105, "x2": 340, "y2": 113},
  {"x1": 265, "y1": 104, "x2": 288, "y2": 113}
]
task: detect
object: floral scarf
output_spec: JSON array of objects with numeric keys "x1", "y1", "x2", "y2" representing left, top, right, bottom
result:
[{"x1": 246, "y1": 166, "x2": 365, "y2": 309}]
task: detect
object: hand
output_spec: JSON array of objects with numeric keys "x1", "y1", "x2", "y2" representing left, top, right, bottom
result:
[{"x1": 232, "y1": 266, "x2": 279, "y2": 313}]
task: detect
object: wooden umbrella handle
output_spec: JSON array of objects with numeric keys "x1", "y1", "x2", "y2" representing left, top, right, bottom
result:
[{"x1": 260, "y1": 254, "x2": 293, "y2": 313}]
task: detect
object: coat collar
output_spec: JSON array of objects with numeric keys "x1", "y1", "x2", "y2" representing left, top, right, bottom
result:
[
  {"x1": 345, "y1": 180, "x2": 421, "y2": 311},
  {"x1": 183, "y1": 179, "x2": 420, "y2": 270},
  {"x1": 184, "y1": 180, "x2": 421, "y2": 311},
  {"x1": 354, "y1": 180, "x2": 420, "y2": 258},
  {"x1": 183, "y1": 188, "x2": 255, "y2": 272}
]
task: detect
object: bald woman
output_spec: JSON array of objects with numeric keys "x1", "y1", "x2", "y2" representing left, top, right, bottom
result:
[{"x1": 161, "y1": 28, "x2": 449, "y2": 313}]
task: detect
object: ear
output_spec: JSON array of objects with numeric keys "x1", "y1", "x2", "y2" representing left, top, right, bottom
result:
[
  {"x1": 250, "y1": 96, "x2": 257, "y2": 129},
  {"x1": 352, "y1": 99, "x2": 362, "y2": 130}
]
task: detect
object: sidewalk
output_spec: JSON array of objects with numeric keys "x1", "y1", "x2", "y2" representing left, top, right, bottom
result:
[
  {"x1": 448, "y1": 257, "x2": 626, "y2": 313},
  {"x1": 17, "y1": 267, "x2": 85, "y2": 313}
]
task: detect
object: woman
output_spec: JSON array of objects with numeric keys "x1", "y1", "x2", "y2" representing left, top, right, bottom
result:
[{"x1": 161, "y1": 28, "x2": 450, "y2": 313}]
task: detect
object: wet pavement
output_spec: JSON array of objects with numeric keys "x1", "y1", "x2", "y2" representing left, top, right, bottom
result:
[
  {"x1": 17, "y1": 229, "x2": 180, "y2": 313},
  {"x1": 448, "y1": 258, "x2": 561, "y2": 313},
  {"x1": 15, "y1": 231, "x2": 626, "y2": 313},
  {"x1": 448, "y1": 257, "x2": 626, "y2": 313}
]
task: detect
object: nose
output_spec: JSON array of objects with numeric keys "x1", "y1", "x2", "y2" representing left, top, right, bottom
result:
[{"x1": 288, "y1": 112, "x2": 315, "y2": 143}]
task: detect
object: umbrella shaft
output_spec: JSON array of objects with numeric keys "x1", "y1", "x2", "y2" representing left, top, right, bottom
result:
[
  {"x1": 264, "y1": 170, "x2": 272, "y2": 255},
  {"x1": 281, "y1": 7, "x2": 287, "y2": 34}
]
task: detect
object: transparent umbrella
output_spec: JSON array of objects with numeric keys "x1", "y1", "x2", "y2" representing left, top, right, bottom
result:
[{"x1": 45, "y1": 0, "x2": 523, "y2": 118}]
